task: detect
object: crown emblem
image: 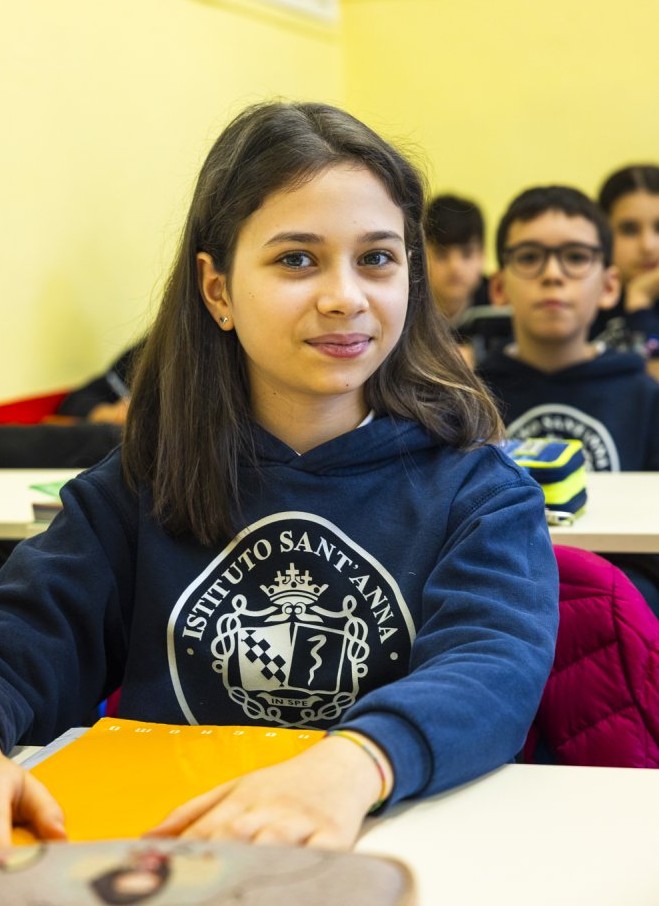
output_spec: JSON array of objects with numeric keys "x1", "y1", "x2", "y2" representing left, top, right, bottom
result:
[{"x1": 260, "y1": 563, "x2": 328, "y2": 612}]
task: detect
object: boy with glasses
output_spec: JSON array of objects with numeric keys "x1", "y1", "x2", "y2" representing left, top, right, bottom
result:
[{"x1": 478, "y1": 185, "x2": 659, "y2": 613}]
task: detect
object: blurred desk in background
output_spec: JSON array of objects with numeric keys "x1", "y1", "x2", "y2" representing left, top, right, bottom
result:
[
  {"x1": 2, "y1": 470, "x2": 657, "y2": 551},
  {"x1": 549, "y1": 472, "x2": 659, "y2": 553},
  {"x1": 0, "y1": 468, "x2": 79, "y2": 540}
]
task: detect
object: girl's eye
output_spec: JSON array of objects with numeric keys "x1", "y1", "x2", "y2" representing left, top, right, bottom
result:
[
  {"x1": 360, "y1": 250, "x2": 394, "y2": 267},
  {"x1": 278, "y1": 252, "x2": 314, "y2": 269},
  {"x1": 616, "y1": 222, "x2": 640, "y2": 237}
]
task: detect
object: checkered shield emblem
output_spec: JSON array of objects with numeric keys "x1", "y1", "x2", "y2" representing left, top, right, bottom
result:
[{"x1": 238, "y1": 623, "x2": 346, "y2": 693}]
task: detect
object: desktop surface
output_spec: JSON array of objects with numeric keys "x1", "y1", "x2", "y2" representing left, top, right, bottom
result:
[
  {"x1": 549, "y1": 471, "x2": 659, "y2": 553},
  {"x1": 357, "y1": 762, "x2": 659, "y2": 905},
  {"x1": 10, "y1": 738, "x2": 659, "y2": 905},
  {"x1": 0, "y1": 468, "x2": 79, "y2": 539}
]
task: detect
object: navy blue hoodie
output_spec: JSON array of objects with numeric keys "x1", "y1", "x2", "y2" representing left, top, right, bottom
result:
[
  {"x1": 478, "y1": 349, "x2": 659, "y2": 471},
  {"x1": 590, "y1": 291, "x2": 659, "y2": 352},
  {"x1": 0, "y1": 417, "x2": 558, "y2": 806}
]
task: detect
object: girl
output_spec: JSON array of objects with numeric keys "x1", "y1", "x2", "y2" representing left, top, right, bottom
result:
[
  {"x1": 596, "y1": 164, "x2": 659, "y2": 372},
  {"x1": 0, "y1": 101, "x2": 558, "y2": 850}
]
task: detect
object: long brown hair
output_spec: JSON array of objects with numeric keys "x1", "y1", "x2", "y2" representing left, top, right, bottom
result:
[{"x1": 123, "y1": 101, "x2": 502, "y2": 545}]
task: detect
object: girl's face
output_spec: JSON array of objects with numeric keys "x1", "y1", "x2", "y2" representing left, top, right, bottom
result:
[
  {"x1": 609, "y1": 190, "x2": 659, "y2": 284},
  {"x1": 198, "y1": 164, "x2": 409, "y2": 429}
]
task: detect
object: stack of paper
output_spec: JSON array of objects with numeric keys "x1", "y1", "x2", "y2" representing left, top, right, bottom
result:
[{"x1": 29, "y1": 479, "x2": 66, "y2": 523}]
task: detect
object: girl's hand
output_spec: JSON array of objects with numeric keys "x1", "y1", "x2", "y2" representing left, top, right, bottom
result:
[
  {"x1": 625, "y1": 266, "x2": 659, "y2": 313},
  {"x1": 146, "y1": 734, "x2": 388, "y2": 851},
  {"x1": 87, "y1": 398, "x2": 130, "y2": 425},
  {"x1": 0, "y1": 752, "x2": 67, "y2": 846}
]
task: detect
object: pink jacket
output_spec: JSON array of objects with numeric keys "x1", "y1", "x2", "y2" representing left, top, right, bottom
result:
[{"x1": 525, "y1": 545, "x2": 659, "y2": 767}]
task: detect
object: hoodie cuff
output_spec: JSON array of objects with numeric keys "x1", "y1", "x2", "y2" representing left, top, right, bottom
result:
[{"x1": 335, "y1": 712, "x2": 432, "y2": 809}]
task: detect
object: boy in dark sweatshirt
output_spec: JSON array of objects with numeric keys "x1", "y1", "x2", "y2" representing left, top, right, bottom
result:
[{"x1": 479, "y1": 185, "x2": 659, "y2": 612}]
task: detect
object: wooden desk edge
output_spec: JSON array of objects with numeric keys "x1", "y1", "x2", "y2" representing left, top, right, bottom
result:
[{"x1": 549, "y1": 530, "x2": 659, "y2": 553}]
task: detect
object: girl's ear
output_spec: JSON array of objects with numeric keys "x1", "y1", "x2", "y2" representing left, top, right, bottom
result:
[
  {"x1": 488, "y1": 270, "x2": 509, "y2": 307},
  {"x1": 598, "y1": 265, "x2": 622, "y2": 311},
  {"x1": 196, "y1": 252, "x2": 233, "y2": 329}
]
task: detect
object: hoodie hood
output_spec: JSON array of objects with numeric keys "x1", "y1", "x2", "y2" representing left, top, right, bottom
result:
[
  {"x1": 251, "y1": 416, "x2": 437, "y2": 475},
  {"x1": 479, "y1": 348, "x2": 646, "y2": 384}
]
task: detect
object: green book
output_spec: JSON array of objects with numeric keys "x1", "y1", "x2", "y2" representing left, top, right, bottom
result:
[{"x1": 29, "y1": 480, "x2": 67, "y2": 523}]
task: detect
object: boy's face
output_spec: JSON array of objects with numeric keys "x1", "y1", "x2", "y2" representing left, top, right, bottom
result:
[
  {"x1": 425, "y1": 240, "x2": 484, "y2": 321},
  {"x1": 490, "y1": 211, "x2": 619, "y2": 346}
]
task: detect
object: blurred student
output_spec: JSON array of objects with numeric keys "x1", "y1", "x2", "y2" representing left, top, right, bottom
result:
[
  {"x1": 479, "y1": 184, "x2": 659, "y2": 612},
  {"x1": 592, "y1": 165, "x2": 659, "y2": 374},
  {"x1": 0, "y1": 342, "x2": 144, "y2": 566},
  {"x1": 423, "y1": 194, "x2": 497, "y2": 367},
  {"x1": 0, "y1": 342, "x2": 144, "y2": 471},
  {"x1": 0, "y1": 101, "x2": 558, "y2": 850},
  {"x1": 423, "y1": 194, "x2": 489, "y2": 321},
  {"x1": 56, "y1": 341, "x2": 145, "y2": 425}
]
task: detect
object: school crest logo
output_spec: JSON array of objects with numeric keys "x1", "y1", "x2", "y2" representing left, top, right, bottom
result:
[{"x1": 168, "y1": 512, "x2": 416, "y2": 728}]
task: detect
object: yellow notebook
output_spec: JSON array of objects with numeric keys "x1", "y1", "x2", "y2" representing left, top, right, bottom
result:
[{"x1": 13, "y1": 718, "x2": 324, "y2": 845}]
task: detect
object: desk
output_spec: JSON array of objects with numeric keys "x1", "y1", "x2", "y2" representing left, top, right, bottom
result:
[
  {"x1": 549, "y1": 471, "x2": 659, "y2": 553},
  {"x1": 358, "y1": 763, "x2": 659, "y2": 905},
  {"x1": 9, "y1": 748, "x2": 658, "y2": 905},
  {"x1": 2, "y1": 469, "x2": 656, "y2": 552},
  {"x1": 0, "y1": 469, "x2": 79, "y2": 540},
  {"x1": 8, "y1": 744, "x2": 40, "y2": 765}
]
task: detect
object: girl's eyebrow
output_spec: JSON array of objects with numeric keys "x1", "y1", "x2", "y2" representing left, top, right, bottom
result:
[
  {"x1": 264, "y1": 230, "x2": 405, "y2": 247},
  {"x1": 264, "y1": 232, "x2": 323, "y2": 247},
  {"x1": 360, "y1": 230, "x2": 405, "y2": 245}
]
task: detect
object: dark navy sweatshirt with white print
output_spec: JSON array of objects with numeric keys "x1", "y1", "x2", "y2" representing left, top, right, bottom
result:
[
  {"x1": 0, "y1": 416, "x2": 558, "y2": 807},
  {"x1": 479, "y1": 348, "x2": 659, "y2": 471}
]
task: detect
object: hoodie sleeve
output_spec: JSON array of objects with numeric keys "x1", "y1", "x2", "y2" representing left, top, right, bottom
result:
[
  {"x1": 337, "y1": 455, "x2": 559, "y2": 807},
  {"x1": 626, "y1": 306, "x2": 659, "y2": 350},
  {"x1": 0, "y1": 460, "x2": 136, "y2": 751}
]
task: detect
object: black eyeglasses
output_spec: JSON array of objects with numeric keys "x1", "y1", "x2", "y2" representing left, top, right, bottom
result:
[{"x1": 502, "y1": 242, "x2": 604, "y2": 279}]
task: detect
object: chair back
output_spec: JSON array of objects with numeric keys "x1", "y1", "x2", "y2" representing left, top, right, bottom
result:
[
  {"x1": 455, "y1": 305, "x2": 513, "y2": 364},
  {"x1": 0, "y1": 390, "x2": 70, "y2": 425}
]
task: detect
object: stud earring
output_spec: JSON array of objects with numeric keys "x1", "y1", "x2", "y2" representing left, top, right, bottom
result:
[{"x1": 219, "y1": 317, "x2": 229, "y2": 325}]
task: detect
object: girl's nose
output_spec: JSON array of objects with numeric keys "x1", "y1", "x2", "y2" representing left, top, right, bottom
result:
[
  {"x1": 316, "y1": 267, "x2": 369, "y2": 316},
  {"x1": 640, "y1": 226, "x2": 659, "y2": 253}
]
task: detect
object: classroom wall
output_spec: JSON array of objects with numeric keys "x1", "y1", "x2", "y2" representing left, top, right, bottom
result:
[
  {"x1": 5, "y1": 0, "x2": 659, "y2": 399},
  {"x1": 342, "y1": 0, "x2": 659, "y2": 268},
  {"x1": 0, "y1": 0, "x2": 342, "y2": 399}
]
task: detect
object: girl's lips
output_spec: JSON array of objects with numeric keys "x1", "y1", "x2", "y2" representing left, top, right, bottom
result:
[{"x1": 306, "y1": 334, "x2": 372, "y2": 358}]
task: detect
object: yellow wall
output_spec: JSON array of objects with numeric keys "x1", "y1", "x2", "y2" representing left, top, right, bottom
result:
[
  {"x1": 342, "y1": 0, "x2": 659, "y2": 268},
  {"x1": 1, "y1": 0, "x2": 342, "y2": 398},
  {"x1": 5, "y1": 0, "x2": 659, "y2": 399}
]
